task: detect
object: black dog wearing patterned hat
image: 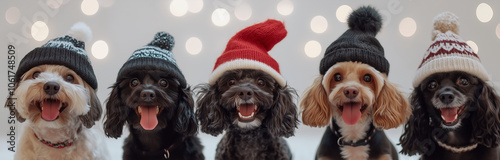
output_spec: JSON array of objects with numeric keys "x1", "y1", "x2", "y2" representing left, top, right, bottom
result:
[
  {"x1": 7, "y1": 22, "x2": 109, "y2": 159},
  {"x1": 400, "y1": 12, "x2": 500, "y2": 160},
  {"x1": 300, "y1": 6, "x2": 410, "y2": 160},
  {"x1": 104, "y1": 32, "x2": 204, "y2": 160}
]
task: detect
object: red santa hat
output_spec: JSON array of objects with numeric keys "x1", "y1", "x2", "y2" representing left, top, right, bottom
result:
[{"x1": 208, "y1": 19, "x2": 287, "y2": 87}]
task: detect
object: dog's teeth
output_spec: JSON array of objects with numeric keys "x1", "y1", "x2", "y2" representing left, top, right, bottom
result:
[
  {"x1": 441, "y1": 115, "x2": 445, "y2": 120},
  {"x1": 254, "y1": 105, "x2": 257, "y2": 110},
  {"x1": 138, "y1": 106, "x2": 142, "y2": 114},
  {"x1": 454, "y1": 114, "x2": 458, "y2": 120},
  {"x1": 237, "y1": 106, "x2": 240, "y2": 111},
  {"x1": 238, "y1": 112, "x2": 255, "y2": 119},
  {"x1": 156, "y1": 106, "x2": 159, "y2": 114},
  {"x1": 41, "y1": 107, "x2": 43, "y2": 111}
]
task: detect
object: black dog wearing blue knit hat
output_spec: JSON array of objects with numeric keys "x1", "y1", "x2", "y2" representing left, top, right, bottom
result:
[{"x1": 104, "y1": 32, "x2": 204, "y2": 160}]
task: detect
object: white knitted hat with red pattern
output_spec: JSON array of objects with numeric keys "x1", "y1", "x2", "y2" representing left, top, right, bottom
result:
[{"x1": 413, "y1": 12, "x2": 490, "y2": 87}]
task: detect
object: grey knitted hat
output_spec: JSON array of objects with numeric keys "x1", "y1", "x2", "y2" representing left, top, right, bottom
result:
[
  {"x1": 117, "y1": 32, "x2": 187, "y2": 88},
  {"x1": 15, "y1": 22, "x2": 97, "y2": 89}
]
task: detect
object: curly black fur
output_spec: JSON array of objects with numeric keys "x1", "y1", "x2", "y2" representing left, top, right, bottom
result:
[
  {"x1": 196, "y1": 69, "x2": 298, "y2": 160},
  {"x1": 104, "y1": 70, "x2": 204, "y2": 160},
  {"x1": 348, "y1": 6, "x2": 382, "y2": 35},
  {"x1": 400, "y1": 71, "x2": 500, "y2": 159}
]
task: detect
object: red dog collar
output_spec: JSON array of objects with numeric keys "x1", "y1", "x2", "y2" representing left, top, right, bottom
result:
[{"x1": 34, "y1": 133, "x2": 73, "y2": 149}]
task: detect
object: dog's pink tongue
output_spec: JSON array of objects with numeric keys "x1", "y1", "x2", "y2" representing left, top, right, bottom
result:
[
  {"x1": 440, "y1": 107, "x2": 459, "y2": 123},
  {"x1": 41, "y1": 100, "x2": 60, "y2": 121},
  {"x1": 239, "y1": 104, "x2": 255, "y2": 116},
  {"x1": 140, "y1": 106, "x2": 158, "y2": 130},
  {"x1": 342, "y1": 102, "x2": 362, "y2": 125}
]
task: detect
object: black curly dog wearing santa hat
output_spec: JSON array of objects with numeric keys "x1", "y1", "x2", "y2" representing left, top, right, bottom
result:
[{"x1": 196, "y1": 19, "x2": 298, "y2": 160}]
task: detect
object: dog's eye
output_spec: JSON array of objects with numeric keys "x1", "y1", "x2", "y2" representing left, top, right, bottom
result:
[
  {"x1": 228, "y1": 79, "x2": 236, "y2": 86},
  {"x1": 65, "y1": 75, "x2": 74, "y2": 83},
  {"x1": 159, "y1": 79, "x2": 168, "y2": 88},
  {"x1": 257, "y1": 79, "x2": 265, "y2": 86},
  {"x1": 363, "y1": 74, "x2": 372, "y2": 82},
  {"x1": 457, "y1": 77, "x2": 469, "y2": 86},
  {"x1": 32, "y1": 71, "x2": 40, "y2": 79},
  {"x1": 130, "y1": 79, "x2": 140, "y2": 87},
  {"x1": 334, "y1": 73, "x2": 342, "y2": 82},
  {"x1": 428, "y1": 81, "x2": 438, "y2": 90}
]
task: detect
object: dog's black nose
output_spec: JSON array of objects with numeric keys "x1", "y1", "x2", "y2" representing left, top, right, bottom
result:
[
  {"x1": 44, "y1": 81, "x2": 60, "y2": 95},
  {"x1": 343, "y1": 87, "x2": 359, "y2": 99},
  {"x1": 140, "y1": 89, "x2": 156, "y2": 101},
  {"x1": 238, "y1": 88, "x2": 254, "y2": 101},
  {"x1": 439, "y1": 92, "x2": 455, "y2": 104}
]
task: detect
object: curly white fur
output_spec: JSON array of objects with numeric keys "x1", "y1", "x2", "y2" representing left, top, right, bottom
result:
[{"x1": 13, "y1": 65, "x2": 108, "y2": 160}]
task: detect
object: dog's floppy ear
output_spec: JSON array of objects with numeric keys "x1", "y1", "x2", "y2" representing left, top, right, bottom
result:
[
  {"x1": 195, "y1": 84, "x2": 228, "y2": 136},
  {"x1": 103, "y1": 83, "x2": 129, "y2": 138},
  {"x1": 400, "y1": 88, "x2": 432, "y2": 156},
  {"x1": 265, "y1": 85, "x2": 298, "y2": 137},
  {"x1": 5, "y1": 93, "x2": 26, "y2": 123},
  {"x1": 173, "y1": 87, "x2": 198, "y2": 136},
  {"x1": 471, "y1": 82, "x2": 500, "y2": 148},
  {"x1": 5, "y1": 82, "x2": 26, "y2": 122},
  {"x1": 372, "y1": 79, "x2": 410, "y2": 129},
  {"x1": 300, "y1": 76, "x2": 331, "y2": 127},
  {"x1": 79, "y1": 85, "x2": 102, "y2": 128}
]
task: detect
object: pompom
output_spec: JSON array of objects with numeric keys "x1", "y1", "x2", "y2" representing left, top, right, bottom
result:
[
  {"x1": 348, "y1": 6, "x2": 382, "y2": 35},
  {"x1": 67, "y1": 22, "x2": 92, "y2": 43},
  {"x1": 149, "y1": 32, "x2": 175, "y2": 51},
  {"x1": 432, "y1": 12, "x2": 459, "y2": 40}
]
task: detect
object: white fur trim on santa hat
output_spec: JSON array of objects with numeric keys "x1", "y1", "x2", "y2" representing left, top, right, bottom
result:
[
  {"x1": 413, "y1": 56, "x2": 490, "y2": 87},
  {"x1": 209, "y1": 59, "x2": 286, "y2": 87}
]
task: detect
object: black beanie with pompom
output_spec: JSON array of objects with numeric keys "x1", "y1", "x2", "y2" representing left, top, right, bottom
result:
[
  {"x1": 117, "y1": 32, "x2": 187, "y2": 88},
  {"x1": 319, "y1": 6, "x2": 389, "y2": 75}
]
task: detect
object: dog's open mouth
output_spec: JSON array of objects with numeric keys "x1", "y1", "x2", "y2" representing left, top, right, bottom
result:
[
  {"x1": 137, "y1": 105, "x2": 160, "y2": 130},
  {"x1": 237, "y1": 103, "x2": 257, "y2": 122},
  {"x1": 439, "y1": 106, "x2": 465, "y2": 125},
  {"x1": 37, "y1": 99, "x2": 67, "y2": 121},
  {"x1": 339, "y1": 102, "x2": 367, "y2": 125}
]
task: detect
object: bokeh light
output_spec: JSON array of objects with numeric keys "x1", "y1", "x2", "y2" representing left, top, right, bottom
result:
[
  {"x1": 336, "y1": 5, "x2": 352, "y2": 23},
  {"x1": 476, "y1": 3, "x2": 493, "y2": 23},
  {"x1": 212, "y1": 8, "x2": 230, "y2": 27},
  {"x1": 305, "y1": 40, "x2": 322, "y2": 58},
  {"x1": 5, "y1": 7, "x2": 20, "y2": 24},
  {"x1": 81, "y1": 0, "x2": 99, "y2": 16},
  {"x1": 170, "y1": 0, "x2": 188, "y2": 17},
  {"x1": 466, "y1": 40, "x2": 479, "y2": 54},
  {"x1": 31, "y1": 21, "x2": 49, "y2": 41},
  {"x1": 311, "y1": 15, "x2": 328, "y2": 33},
  {"x1": 399, "y1": 17, "x2": 417, "y2": 37},
  {"x1": 91, "y1": 40, "x2": 109, "y2": 59},
  {"x1": 234, "y1": 2, "x2": 252, "y2": 21},
  {"x1": 186, "y1": 37, "x2": 202, "y2": 55},
  {"x1": 277, "y1": 0, "x2": 293, "y2": 16}
]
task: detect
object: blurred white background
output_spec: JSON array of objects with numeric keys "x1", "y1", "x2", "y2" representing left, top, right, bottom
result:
[{"x1": 1, "y1": 0, "x2": 499, "y2": 159}]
